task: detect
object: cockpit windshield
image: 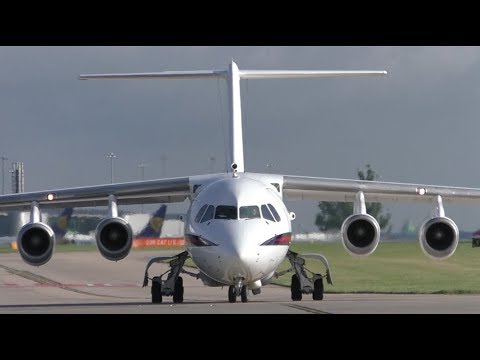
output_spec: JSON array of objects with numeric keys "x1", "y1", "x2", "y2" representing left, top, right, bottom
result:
[
  {"x1": 201, "y1": 205, "x2": 215, "y2": 223},
  {"x1": 214, "y1": 206, "x2": 238, "y2": 220},
  {"x1": 195, "y1": 203, "x2": 280, "y2": 222},
  {"x1": 239, "y1": 206, "x2": 261, "y2": 219}
]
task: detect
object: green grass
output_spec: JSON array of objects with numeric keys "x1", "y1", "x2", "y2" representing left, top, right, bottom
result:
[
  {"x1": 273, "y1": 241, "x2": 480, "y2": 294},
  {"x1": 0, "y1": 243, "x2": 99, "y2": 254},
  {"x1": 3, "y1": 240, "x2": 480, "y2": 294},
  {"x1": 0, "y1": 243, "x2": 186, "y2": 254},
  {"x1": 0, "y1": 244, "x2": 17, "y2": 254}
]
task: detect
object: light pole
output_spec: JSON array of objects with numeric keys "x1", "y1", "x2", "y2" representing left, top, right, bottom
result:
[
  {"x1": 160, "y1": 154, "x2": 167, "y2": 178},
  {"x1": 107, "y1": 152, "x2": 116, "y2": 183},
  {"x1": 138, "y1": 162, "x2": 150, "y2": 180},
  {"x1": 265, "y1": 162, "x2": 275, "y2": 174},
  {"x1": 208, "y1": 156, "x2": 216, "y2": 173},
  {"x1": 138, "y1": 161, "x2": 149, "y2": 212},
  {"x1": 1, "y1": 156, "x2": 7, "y2": 195}
]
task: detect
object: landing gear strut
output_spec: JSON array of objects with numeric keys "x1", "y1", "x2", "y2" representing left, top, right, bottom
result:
[
  {"x1": 276, "y1": 250, "x2": 333, "y2": 302},
  {"x1": 143, "y1": 251, "x2": 197, "y2": 304}
]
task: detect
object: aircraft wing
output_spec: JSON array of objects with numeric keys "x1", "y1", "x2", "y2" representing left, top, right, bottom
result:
[
  {"x1": 282, "y1": 175, "x2": 480, "y2": 204},
  {"x1": 0, "y1": 177, "x2": 191, "y2": 211}
]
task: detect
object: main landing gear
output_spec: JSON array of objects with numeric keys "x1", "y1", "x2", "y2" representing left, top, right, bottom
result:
[
  {"x1": 275, "y1": 250, "x2": 333, "y2": 302},
  {"x1": 143, "y1": 251, "x2": 197, "y2": 304}
]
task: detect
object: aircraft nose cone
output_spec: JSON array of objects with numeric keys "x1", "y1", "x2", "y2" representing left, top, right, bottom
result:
[
  {"x1": 232, "y1": 241, "x2": 256, "y2": 267},
  {"x1": 225, "y1": 242, "x2": 255, "y2": 282},
  {"x1": 223, "y1": 223, "x2": 264, "y2": 282}
]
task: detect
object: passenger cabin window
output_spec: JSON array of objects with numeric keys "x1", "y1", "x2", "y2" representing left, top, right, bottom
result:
[
  {"x1": 261, "y1": 204, "x2": 275, "y2": 222},
  {"x1": 195, "y1": 204, "x2": 208, "y2": 223},
  {"x1": 215, "y1": 206, "x2": 237, "y2": 220},
  {"x1": 239, "y1": 206, "x2": 261, "y2": 219},
  {"x1": 201, "y1": 205, "x2": 215, "y2": 223},
  {"x1": 267, "y1": 204, "x2": 281, "y2": 222}
]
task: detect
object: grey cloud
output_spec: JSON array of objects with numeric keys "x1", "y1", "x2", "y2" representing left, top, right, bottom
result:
[{"x1": 1, "y1": 46, "x2": 480, "y2": 232}]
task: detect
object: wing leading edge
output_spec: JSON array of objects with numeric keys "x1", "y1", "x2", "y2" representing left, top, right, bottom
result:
[
  {"x1": 282, "y1": 175, "x2": 480, "y2": 204},
  {"x1": 0, "y1": 177, "x2": 191, "y2": 211}
]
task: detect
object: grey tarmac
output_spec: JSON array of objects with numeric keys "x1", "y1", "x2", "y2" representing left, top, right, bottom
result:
[{"x1": 1, "y1": 251, "x2": 479, "y2": 314}]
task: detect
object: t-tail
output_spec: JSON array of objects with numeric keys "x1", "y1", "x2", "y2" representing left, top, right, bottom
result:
[
  {"x1": 136, "y1": 205, "x2": 167, "y2": 238},
  {"x1": 79, "y1": 61, "x2": 386, "y2": 174},
  {"x1": 51, "y1": 208, "x2": 73, "y2": 238}
]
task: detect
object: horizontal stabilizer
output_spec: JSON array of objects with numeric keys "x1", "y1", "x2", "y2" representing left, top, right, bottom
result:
[
  {"x1": 78, "y1": 71, "x2": 226, "y2": 80},
  {"x1": 79, "y1": 70, "x2": 387, "y2": 81},
  {"x1": 239, "y1": 70, "x2": 387, "y2": 79}
]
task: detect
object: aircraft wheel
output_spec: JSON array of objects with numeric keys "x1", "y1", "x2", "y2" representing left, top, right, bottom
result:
[
  {"x1": 241, "y1": 285, "x2": 248, "y2": 303},
  {"x1": 151, "y1": 276, "x2": 162, "y2": 304},
  {"x1": 313, "y1": 278, "x2": 324, "y2": 301},
  {"x1": 228, "y1": 285, "x2": 236, "y2": 303},
  {"x1": 291, "y1": 274, "x2": 302, "y2": 301},
  {"x1": 173, "y1": 276, "x2": 184, "y2": 303}
]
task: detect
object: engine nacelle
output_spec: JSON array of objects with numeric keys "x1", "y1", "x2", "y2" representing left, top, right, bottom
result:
[
  {"x1": 95, "y1": 217, "x2": 133, "y2": 261},
  {"x1": 419, "y1": 217, "x2": 459, "y2": 260},
  {"x1": 18, "y1": 222, "x2": 55, "y2": 266},
  {"x1": 341, "y1": 213, "x2": 380, "y2": 256}
]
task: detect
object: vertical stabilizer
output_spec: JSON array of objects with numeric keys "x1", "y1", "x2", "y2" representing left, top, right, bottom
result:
[{"x1": 227, "y1": 61, "x2": 244, "y2": 172}]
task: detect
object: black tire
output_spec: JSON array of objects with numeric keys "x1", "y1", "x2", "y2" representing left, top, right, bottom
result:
[
  {"x1": 241, "y1": 285, "x2": 248, "y2": 303},
  {"x1": 291, "y1": 274, "x2": 302, "y2": 301},
  {"x1": 173, "y1": 276, "x2": 184, "y2": 303},
  {"x1": 151, "y1": 277, "x2": 162, "y2": 304},
  {"x1": 313, "y1": 278, "x2": 324, "y2": 301},
  {"x1": 228, "y1": 285, "x2": 236, "y2": 303}
]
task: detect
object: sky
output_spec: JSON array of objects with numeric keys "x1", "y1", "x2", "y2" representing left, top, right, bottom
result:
[{"x1": 1, "y1": 46, "x2": 480, "y2": 232}]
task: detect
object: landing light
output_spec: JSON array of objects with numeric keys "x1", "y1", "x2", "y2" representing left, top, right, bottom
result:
[
  {"x1": 417, "y1": 188, "x2": 427, "y2": 196},
  {"x1": 46, "y1": 193, "x2": 56, "y2": 201}
]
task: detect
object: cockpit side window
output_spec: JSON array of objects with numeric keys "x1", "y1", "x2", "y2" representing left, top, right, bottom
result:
[
  {"x1": 201, "y1": 205, "x2": 215, "y2": 223},
  {"x1": 195, "y1": 204, "x2": 208, "y2": 223},
  {"x1": 239, "y1": 206, "x2": 261, "y2": 219},
  {"x1": 267, "y1": 204, "x2": 281, "y2": 222},
  {"x1": 261, "y1": 204, "x2": 275, "y2": 222},
  {"x1": 215, "y1": 206, "x2": 237, "y2": 220}
]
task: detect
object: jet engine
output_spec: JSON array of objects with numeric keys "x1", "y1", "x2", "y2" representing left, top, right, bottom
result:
[
  {"x1": 18, "y1": 222, "x2": 55, "y2": 266},
  {"x1": 95, "y1": 217, "x2": 133, "y2": 261},
  {"x1": 419, "y1": 217, "x2": 459, "y2": 260},
  {"x1": 341, "y1": 213, "x2": 380, "y2": 256}
]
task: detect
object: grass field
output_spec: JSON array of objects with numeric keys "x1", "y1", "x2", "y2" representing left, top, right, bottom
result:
[
  {"x1": 2, "y1": 241, "x2": 480, "y2": 294},
  {"x1": 274, "y1": 241, "x2": 480, "y2": 294},
  {"x1": 0, "y1": 243, "x2": 186, "y2": 254}
]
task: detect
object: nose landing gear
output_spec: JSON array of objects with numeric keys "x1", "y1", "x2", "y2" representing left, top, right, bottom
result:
[{"x1": 228, "y1": 278, "x2": 249, "y2": 303}]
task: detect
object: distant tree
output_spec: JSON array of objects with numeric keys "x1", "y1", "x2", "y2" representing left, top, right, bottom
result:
[
  {"x1": 315, "y1": 164, "x2": 392, "y2": 232},
  {"x1": 399, "y1": 219, "x2": 417, "y2": 238}
]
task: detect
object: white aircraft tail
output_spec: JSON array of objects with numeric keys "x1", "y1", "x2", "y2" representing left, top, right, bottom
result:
[{"x1": 79, "y1": 62, "x2": 387, "y2": 173}]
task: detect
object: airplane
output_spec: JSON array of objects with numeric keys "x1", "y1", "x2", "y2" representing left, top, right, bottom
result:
[
  {"x1": 0, "y1": 60, "x2": 477, "y2": 304},
  {"x1": 0, "y1": 207, "x2": 73, "y2": 247},
  {"x1": 132, "y1": 204, "x2": 185, "y2": 247},
  {"x1": 65, "y1": 205, "x2": 170, "y2": 245},
  {"x1": 135, "y1": 204, "x2": 168, "y2": 239},
  {"x1": 50, "y1": 207, "x2": 73, "y2": 244}
]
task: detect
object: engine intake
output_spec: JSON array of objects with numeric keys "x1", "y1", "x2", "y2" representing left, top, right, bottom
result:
[
  {"x1": 18, "y1": 222, "x2": 55, "y2": 266},
  {"x1": 95, "y1": 217, "x2": 133, "y2": 261},
  {"x1": 341, "y1": 214, "x2": 380, "y2": 256},
  {"x1": 419, "y1": 217, "x2": 458, "y2": 260}
]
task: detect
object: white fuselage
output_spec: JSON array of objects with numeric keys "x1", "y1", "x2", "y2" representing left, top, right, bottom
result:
[{"x1": 184, "y1": 174, "x2": 291, "y2": 288}]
